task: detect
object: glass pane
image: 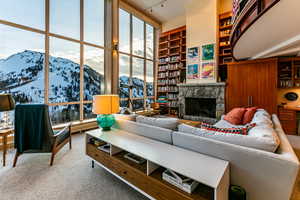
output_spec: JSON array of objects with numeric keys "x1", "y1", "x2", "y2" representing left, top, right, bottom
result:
[
  {"x1": 146, "y1": 98, "x2": 154, "y2": 109},
  {"x1": 50, "y1": 0, "x2": 80, "y2": 39},
  {"x1": 146, "y1": 60, "x2": 154, "y2": 97},
  {"x1": 49, "y1": 37, "x2": 80, "y2": 103},
  {"x1": 0, "y1": 24, "x2": 45, "y2": 104},
  {"x1": 84, "y1": 103, "x2": 96, "y2": 119},
  {"x1": 119, "y1": 54, "x2": 130, "y2": 98},
  {"x1": 119, "y1": 9, "x2": 130, "y2": 53},
  {"x1": 132, "y1": 16, "x2": 144, "y2": 57},
  {"x1": 132, "y1": 57, "x2": 144, "y2": 98},
  {"x1": 84, "y1": 46, "x2": 105, "y2": 101},
  {"x1": 133, "y1": 99, "x2": 144, "y2": 111},
  {"x1": 120, "y1": 100, "x2": 129, "y2": 108},
  {"x1": 146, "y1": 24, "x2": 154, "y2": 59},
  {"x1": 50, "y1": 104, "x2": 80, "y2": 125},
  {"x1": 0, "y1": 0, "x2": 45, "y2": 30},
  {"x1": 84, "y1": 0, "x2": 105, "y2": 46}
]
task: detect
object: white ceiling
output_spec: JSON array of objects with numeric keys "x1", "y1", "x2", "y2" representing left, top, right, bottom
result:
[{"x1": 124, "y1": 0, "x2": 188, "y2": 23}]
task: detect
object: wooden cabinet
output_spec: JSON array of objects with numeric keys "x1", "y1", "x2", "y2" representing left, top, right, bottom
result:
[
  {"x1": 226, "y1": 58, "x2": 278, "y2": 114},
  {"x1": 278, "y1": 107, "x2": 297, "y2": 135}
]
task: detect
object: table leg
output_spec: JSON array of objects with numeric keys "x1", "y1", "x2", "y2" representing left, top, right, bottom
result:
[{"x1": 3, "y1": 135, "x2": 7, "y2": 167}]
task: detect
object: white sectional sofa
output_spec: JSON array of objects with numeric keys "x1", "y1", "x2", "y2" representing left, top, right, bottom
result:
[{"x1": 113, "y1": 111, "x2": 299, "y2": 200}]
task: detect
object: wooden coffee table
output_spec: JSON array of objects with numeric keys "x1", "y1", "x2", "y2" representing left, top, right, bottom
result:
[{"x1": 0, "y1": 128, "x2": 13, "y2": 166}]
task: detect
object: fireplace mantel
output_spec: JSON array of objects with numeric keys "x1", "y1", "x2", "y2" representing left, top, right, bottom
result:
[{"x1": 178, "y1": 82, "x2": 226, "y2": 123}]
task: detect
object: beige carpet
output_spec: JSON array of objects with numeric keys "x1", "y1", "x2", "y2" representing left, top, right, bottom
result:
[
  {"x1": 1, "y1": 134, "x2": 300, "y2": 200},
  {"x1": 0, "y1": 133, "x2": 148, "y2": 200}
]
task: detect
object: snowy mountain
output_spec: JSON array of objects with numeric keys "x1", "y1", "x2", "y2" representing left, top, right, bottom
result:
[{"x1": 0, "y1": 50, "x2": 153, "y2": 105}]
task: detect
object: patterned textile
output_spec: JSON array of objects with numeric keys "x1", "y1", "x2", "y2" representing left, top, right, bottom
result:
[{"x1": 199, "y1": 122, "x2": 256, "y2": 135}]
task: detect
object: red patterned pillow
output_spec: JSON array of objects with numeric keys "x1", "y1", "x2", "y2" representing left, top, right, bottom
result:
[
  {"x1": 224, "y1": 108, "x2": 246, "y2": 125},
  {"x1": 242, "y1": 107, "x2": 258, "y2": 125},
  {"x1": 199, "y1": 122, "x2": 256, "y2": 135}
]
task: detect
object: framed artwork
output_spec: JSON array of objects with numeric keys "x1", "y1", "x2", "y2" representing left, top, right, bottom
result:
[
  {"x1": 187, "y1": 64, "x2": 199, "y2": 79},
  {"x1": 202, "y1": 44, "x2": 215, "y2": 61},
  {"x1": 201, "y1": 62, "x2": 215, "y2": 79},
  {"x1": 187, "y1": 47, "x2": 200, "y2": 63}
]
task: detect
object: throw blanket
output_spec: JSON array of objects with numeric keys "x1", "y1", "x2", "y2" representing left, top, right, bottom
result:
[{"x1": 14, "y1": 104, "x2": 49, "y2": 153}]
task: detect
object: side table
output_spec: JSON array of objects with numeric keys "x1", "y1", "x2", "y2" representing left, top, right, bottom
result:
[{"x1": 0, "y1": 128, "x2": 13, "y2": 166}]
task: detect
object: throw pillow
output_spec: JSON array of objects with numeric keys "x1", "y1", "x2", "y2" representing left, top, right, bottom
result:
[
  {"x1": 199, "y1": 122, "x2": 256, "y2": 135},
  {"x1": 242, "y1": 107, "x2": 258, "y2": 125},
  {"x1": 224, "y1": 108, "x2": 246, "y2": 125}
]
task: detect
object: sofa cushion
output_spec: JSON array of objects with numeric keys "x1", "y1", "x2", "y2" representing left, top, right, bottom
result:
[
  {"x1": 250, "y1": 109, "x2": 273, "y2": 128},
  {"x1": 199, "y1": 122, "x2": 256, "y2": 135},
  {"x1": 114, "y1": 119, "x2": 173, "y2": 144},
  {"x1": 243, "y1": 107, "x2": 258, "y2": 125},
  {"x1": 114, "y1": 114, "x2": 137, "y2": 122},
  {"x1": 178, "y1": 123, "x2": 279, "y2": 152},
  {"x1": 224, "y1": 108, "x2": 246, "y2": 125},
  {"x1": 136, "y1": 115, "x2": 178, "y2": 130}
]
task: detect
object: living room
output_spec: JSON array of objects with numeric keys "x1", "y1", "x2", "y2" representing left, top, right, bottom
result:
[{"x1": 1, "y1": 0, "x2": 300, "y2": 200}]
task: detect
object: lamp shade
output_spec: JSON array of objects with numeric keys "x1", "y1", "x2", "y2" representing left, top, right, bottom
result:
[
  {"x1": 0, "y1": 94, "x2": 15, "y2": 112},
  {"x1": 92, "y1": 95, "x2": 119, "y2": 115}
]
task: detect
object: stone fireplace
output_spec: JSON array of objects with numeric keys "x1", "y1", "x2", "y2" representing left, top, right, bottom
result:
[{"x1": 178, "y1": 83, "x2": 226, "y2": 123}]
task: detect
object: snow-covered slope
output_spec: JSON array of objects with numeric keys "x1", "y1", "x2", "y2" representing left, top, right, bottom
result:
[{"x1": 0, "y1": 50, "x2": 152, "y2": 104}]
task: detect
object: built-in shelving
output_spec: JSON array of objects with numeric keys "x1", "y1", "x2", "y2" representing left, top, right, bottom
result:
[
  {"x1": 278, "y1": 57, "x2": 300, "y2": 88},
  {"x1": 218, "y1": 12, "x2": 233, "y2": 82},
  {"x1": 157, "y1": 26, "x2": 186, "y2": 115}
]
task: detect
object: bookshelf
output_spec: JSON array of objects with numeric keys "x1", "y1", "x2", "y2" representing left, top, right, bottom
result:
[
  {"x1": 157, "y1": 26, "x2": 186, "y2": 115},
  {"x1": 218, "y1": 12, "x2": 233, "y2": 82},
  {"x1": 278, "y1": 57, "x2": 300, "y2": 88}
]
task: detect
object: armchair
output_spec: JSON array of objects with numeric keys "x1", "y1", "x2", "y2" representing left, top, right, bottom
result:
[{"x1": 13, "y1": 104, "x2": 72, "y2": 167}]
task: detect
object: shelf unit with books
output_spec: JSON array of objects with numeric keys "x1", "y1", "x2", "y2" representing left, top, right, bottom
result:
[
  {"x1": 218, "y1": 12, "x2": 233, "y2": 82},
  {"x1": 157, "y1": 26, "x2": 186, "y2": 115}
]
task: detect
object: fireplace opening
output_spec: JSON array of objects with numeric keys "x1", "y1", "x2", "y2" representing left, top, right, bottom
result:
[{"x1": 185, "y1": 98, "x2": 216, "y2": 118}]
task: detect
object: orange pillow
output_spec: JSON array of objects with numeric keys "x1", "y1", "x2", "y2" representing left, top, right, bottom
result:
[
  {"x1": 224, "y1": 108, "x2": 246, "y2": 125},
  {"x1": 242, "y1": 107, "x2": 258, "y2": 125}
]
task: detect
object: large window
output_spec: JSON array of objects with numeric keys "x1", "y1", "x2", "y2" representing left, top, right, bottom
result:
[
  {"x1": 119, "y1": 9, "x2": 156, "y2": 111},
  {"x1": 0, "y1": 0, "x2": 106, "y2": 125}
]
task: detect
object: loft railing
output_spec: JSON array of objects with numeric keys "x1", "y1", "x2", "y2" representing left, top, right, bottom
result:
[{"x1": 230, "y1": 0, "x2": 281, "y2": 59}]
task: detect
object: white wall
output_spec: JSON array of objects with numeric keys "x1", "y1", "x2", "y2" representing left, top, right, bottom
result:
[
  {"x1": 186, "y1": 0, "x2": 219, "y2": 83},
  {"x1": 162, "y1": 15, "x2": 186, "y2": 32}
]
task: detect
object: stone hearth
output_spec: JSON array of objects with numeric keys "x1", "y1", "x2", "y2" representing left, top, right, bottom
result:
[{"x1": 178, "y1": 82, "x2": 226, "y2": 124}]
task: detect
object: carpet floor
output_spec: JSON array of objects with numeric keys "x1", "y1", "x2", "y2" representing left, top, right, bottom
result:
[
  {"x1": 1, "y1": 133, "x2": 300, "y2": 200},
  {"x1": 0, "y1": 133, "x2": 148, "y2": 200}
]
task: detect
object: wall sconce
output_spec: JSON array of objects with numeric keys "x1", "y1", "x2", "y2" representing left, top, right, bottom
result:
[{"x1": 112, "y1": 40, "x2": 119, "y2": 56}]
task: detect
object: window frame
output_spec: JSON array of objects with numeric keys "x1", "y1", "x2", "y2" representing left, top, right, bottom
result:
[
  {"x1": 0, "y1": 0, "x2": 107, "y2": 123},
  {"x1": 118, "y1": 8, "x2": 156, "y2": 111}
]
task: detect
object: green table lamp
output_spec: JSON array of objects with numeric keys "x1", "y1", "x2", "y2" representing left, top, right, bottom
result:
[
  {"x1": 0, "y1": 94, "x2": 16, "y2": 129},
  {"x1": 93, "y1": 95, "x2": 120, "y2": 131}
]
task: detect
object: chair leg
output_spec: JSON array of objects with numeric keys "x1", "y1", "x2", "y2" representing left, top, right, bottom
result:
[
  {"x1": 69, "y1": 137, "x2": 72, "y2": 150},
  {"x1": 13, "y1": 151, "x2": 20, "y2": 168},
  {"x1": 50, "y1": 151, "x2": 55, "y2": 166}
]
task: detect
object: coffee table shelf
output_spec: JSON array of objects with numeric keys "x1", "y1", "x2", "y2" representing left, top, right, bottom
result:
[{"x1": 86, "y1": 128, "x2": 229, "y2": 200}]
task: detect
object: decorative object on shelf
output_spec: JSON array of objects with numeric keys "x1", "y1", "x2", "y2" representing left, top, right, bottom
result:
[
  {"x1": 284, "y1": 92, "x2": 298, "y2": 101},
  {"x1": 0, "y1": 94, "x2": 15, "y2": 129},
  {"x1": 93, "y1": 95, "x2": 120, "y2": 131},
  {"x1": 124, "y1": 152, "x2": 146, "y2": 164},
  {"x1": 162, "y1": 169, "x2": 199, "y2": 194}
]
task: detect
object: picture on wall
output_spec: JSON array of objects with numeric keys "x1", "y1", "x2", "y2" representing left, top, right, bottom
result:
[
  {"x1": 202, "y1": 44, "x2": 215, "y2": 61},
  {"x1": 187, "y1": 64, "x2": 199, "y2": 79},
  {"x1": 201, "y1": 62, "x2": 215, "y2": 79},
  {"x1": 187, "y1": 47, "x2": 200, "y2": 63}
]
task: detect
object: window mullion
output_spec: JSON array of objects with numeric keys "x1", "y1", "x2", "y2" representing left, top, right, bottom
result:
[{"x1": 80, "y1": 0, "x2": 84, "y2": 121}]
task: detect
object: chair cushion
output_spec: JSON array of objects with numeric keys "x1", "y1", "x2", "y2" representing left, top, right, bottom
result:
[
  {"x1": 243, "y1": 107, "x2": 258, "y2": 125},
  {"x1": 55, "y1": 128, "x2": 70, "y2": 145},
  {"x1": 224, "y1": 108, "x2": 246, "y2": 125},
  {"x1": 136, "y1": 115, "x2": 178, "y2": 130}
]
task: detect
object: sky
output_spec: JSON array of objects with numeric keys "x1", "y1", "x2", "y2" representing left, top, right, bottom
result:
[{"x1": 0, "y1": 0, "x2": 153, "y2": 81}]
